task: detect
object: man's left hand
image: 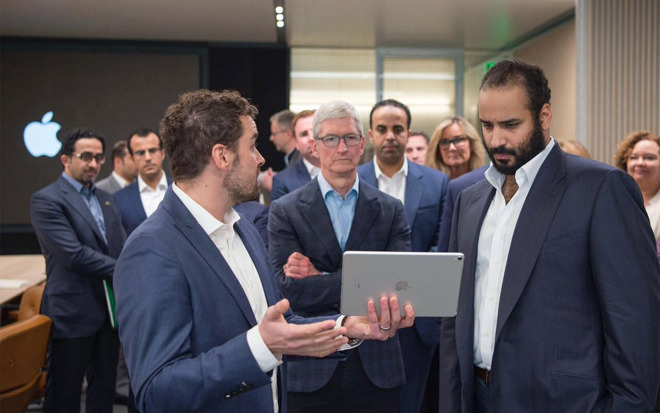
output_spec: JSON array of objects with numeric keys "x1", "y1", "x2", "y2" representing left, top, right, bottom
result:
[{"x1": 343, "y1": 296, "x2": 415, "y2": 341}]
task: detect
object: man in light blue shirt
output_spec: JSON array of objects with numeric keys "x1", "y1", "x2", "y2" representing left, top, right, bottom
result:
[{"x1": 269, "y1": 100, "x2": 412, "y2": 413}]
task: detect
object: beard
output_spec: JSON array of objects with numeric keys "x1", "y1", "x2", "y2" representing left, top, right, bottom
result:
[
  {"x1": 485, "y1": 117, "x2": 547, "y2": 175},
  {"x1": 225, "y1": 159, "x2": 260, "y2": 205}
]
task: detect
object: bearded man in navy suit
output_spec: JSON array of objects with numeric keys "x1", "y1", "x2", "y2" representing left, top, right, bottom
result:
[
  {"x1": 31, "y1": 127, "x2": 126, "y2": 413},
  {"x1": 439, "y1": 59, "x2": 660, "y2": 412},
  {"x1": 114, "y1": 90, "x2": 414, "y2": 413}
]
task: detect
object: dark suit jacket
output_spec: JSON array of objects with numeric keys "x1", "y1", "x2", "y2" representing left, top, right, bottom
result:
[
  {"x1": 285, "y1": 148, "x2": 301, "y2": 168},
  {"x1": 234, "y1": 201, "x2": 269, "y2": 248},
  {"x1": 115, "y1": 176, "x2": 172, "y2": 236},
  {"x1": 30, "y1": 176, "x2": 126, "y2": 339},
  {"x1": 268, "y1": 179, "x2": 411, "y2": 392},
  {"x1": 115, "y1": 188, "x2": 333, "y2": 413},
  {"x1": 439, "y1": 146, "x2": 660, "y2": 412},
  {"x1": 436, "y1": 165, "x2": 488, "y2": 252},
  {"x1": 95, "y1": 174, "x2": 123, "y2": 194},
  {"x1": 271, "y1": 161, "x2": 312, "y2": 202}
]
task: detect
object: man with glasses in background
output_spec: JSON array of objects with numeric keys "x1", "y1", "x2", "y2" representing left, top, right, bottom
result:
[
  {"x1": 269, "y1": 100, "x2": 411, "y2": 412},
  {"x1": 115, "y1": 127, "x2": 171, "y2": 236},
  {"x1": 31, "y1": 127, "x2": 126, "y2": 413}
]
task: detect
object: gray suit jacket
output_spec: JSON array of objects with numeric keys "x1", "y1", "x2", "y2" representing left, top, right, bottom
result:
[{"x1": 95, "y1": 174, "x2": 123, "y2": 194}]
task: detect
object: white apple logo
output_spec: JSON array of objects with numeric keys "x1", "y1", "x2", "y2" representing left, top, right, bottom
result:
[{"x1": 23, "y1": 111, "x2": 62, "y2": 157}]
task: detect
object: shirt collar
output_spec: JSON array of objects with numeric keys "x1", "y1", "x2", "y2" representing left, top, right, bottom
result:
[
  {"x1": 138, "y1": 171, "x2": 168, "y2": 193},
  {"x1": 171, "y1": 183, "x2": 240, "y2": 237},
  {"x1": 302, "y1": 158, "x2": 320, "y2": 178},
  {"x1": 373, "y1": 156, "x2": 408, "y2": 180},
  {"x1": 317, "y1": 171, "x2": 360, "y2": 199},
  {"x1": 486, "y1": 138, "x2": 556, "y2": 190},
  {"x1": 111, "y1": 171, "x2": 129, "y2": 188},
  {"x1": 62, "y1": 172, "x2": 96, "y2": 194}
]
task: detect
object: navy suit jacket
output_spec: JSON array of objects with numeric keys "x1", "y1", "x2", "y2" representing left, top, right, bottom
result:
[
  {"x1": 271, "y1": 161, "x2": 311, "y2": 202},
  {"x1": 30, "y1": 176, "x2": 126, "y2": 339},
  {"x1": 115, "y1": 175, "x2": 172, "y2": 236},
  {"x1": 234, "y1": 201, "x2": 269, "y2": 248},
  {"x1": 439, "y1": 146, "x2": 660, "y2": 412},
  {"x1": 436, "y1": 165, "x2": 488, "y2": 252},
  {"x1": 115, "y1": 188, "x2": 334, "y2": 413},
  {"x1": 268, "y1": 179, "x2": 411, "y2": 392}
]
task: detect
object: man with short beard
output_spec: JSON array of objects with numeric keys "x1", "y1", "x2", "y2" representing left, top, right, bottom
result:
[
  {"x1": 114, "y1": 90, "x2": 414, "y2": 413},
  {"x1": 439, "y1": 59, "x2": 660, "y2": 412}
]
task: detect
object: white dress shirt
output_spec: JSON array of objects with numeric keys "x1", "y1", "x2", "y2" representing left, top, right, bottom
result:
[
  {"x1": 138, "y1": 172, "x2": 168, "y2": 217},
  {"x1": 373, "y1": 156, "x2": 408, "y2": 205},
  {"x1": 302, "y1": 158, "x2": 320, "y2": 179},
  {"x1": 111, "y1": 171, "x2": 130, "y2": 188},
  {"x1": 473, "y1": 139, "x2": 555, "y2": 370},
  {"x1": 171, "y1": 183, "x2": 281, "y2": 411}
]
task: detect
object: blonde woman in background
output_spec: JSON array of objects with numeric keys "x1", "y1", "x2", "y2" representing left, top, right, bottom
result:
[
  {"x1": 614, "y1": 130, "x2": 660, "y2": 242},
  {"x1": 426, "y1": 116, "x2": 485, "y2": 179},
  {"x1": 558, "y1": 139, "x2": 591, "y2": 158}
]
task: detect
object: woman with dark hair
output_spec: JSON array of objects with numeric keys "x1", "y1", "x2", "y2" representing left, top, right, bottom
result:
[{"x1": 426, "y1": 116, "x2": 485, "y2": 179}]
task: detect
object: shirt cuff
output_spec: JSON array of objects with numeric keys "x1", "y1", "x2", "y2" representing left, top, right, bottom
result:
[{"x1": 247, "y1": 325, "x2": 282, "y2": 373}]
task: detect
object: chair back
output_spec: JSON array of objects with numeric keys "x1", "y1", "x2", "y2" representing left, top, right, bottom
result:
[
  {"x1": 17, "y1": 283, "x2": 45, "y2": 321},
  {"x1": 0, "y1": 314, "x2": 52, "y2": 413}
]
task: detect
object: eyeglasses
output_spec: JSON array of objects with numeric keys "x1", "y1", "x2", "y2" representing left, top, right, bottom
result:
[
  {"x1": 133, "y1": 148, "x2": 161, "y2": 157},
  {"x1": 73, "y1": 152, "x2": 105, "y2": 164},
  {"x1": 315, "y1": 134, "x2": 362, "y2": 148},
  {"x1": 439, "y1": 136, "x2": 469, "y2": 149}
]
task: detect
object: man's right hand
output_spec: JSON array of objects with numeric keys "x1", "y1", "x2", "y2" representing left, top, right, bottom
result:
[{"x1": 259, "y1": 299, "x2": 348, "y2": 358}]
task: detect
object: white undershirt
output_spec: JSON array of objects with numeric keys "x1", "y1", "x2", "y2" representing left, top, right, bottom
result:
[
  {"x1": 111, "y1": 171, "x2": 130, "y2": 188},
  {"x1": 138, "y1": 172, "x2": 168, "y2": 217},
  {"x1": 473, "y1": 139, "x2": 555, "y2": 370},
  {"x1": 373, "y1": 156, "x2": 408, "y2": 205},
  {"x1": 172, "y1": 183, "x2": 281, "y2": 411}
]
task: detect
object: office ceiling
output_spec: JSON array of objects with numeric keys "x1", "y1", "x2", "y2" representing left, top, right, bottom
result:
[{"x1": 1, "y1": 0, "x2": 575, "y2": 51}]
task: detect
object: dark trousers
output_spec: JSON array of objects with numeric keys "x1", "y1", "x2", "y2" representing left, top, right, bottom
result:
[
  {"x1": 288, "y1": 351, "x2": 401, "y2": 413},
  {"x1": 398, "y1": 327, "x2": 435, "y2": 413},
  {"x1": 43, "y1": 320, "x2": 120, "y2": 413},
  {"x1": 474, "y1": 374, "x2": 490, "y2": 413}
]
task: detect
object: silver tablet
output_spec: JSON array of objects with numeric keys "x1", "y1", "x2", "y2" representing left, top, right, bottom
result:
[{"x1": 340, "y1": 251, "x2": 464, "y2": 317}]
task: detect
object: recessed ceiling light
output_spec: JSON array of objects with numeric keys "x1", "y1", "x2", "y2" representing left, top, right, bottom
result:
[
  {"x1": 276, "y1": 13, "x2": 284, "y2": 21},
  {"x1": 276, "y1": 21, "x2": 284, "y2": 28},
  {"x1": 275, "y1": 6, "x2": 283, "y2": 13}
]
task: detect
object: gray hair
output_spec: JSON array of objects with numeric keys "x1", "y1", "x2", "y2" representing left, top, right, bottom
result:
[
  {"x1": 313, "y1": 100, "x2": 364, "y2": 138},
  {"x1": 269, "y1": 109, "x2": 295, "y2": 131}
]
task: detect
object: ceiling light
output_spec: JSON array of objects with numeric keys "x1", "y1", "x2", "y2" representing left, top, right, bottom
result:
[
  {"x1": 277, "y1": 21, "x2": 285, "y2": 28},
  {"x1": 275, "y1": 6, "x2": 283, "y2": 13},
  {"x1": 276, "y1": 14, "x2": 284, "y2": 21}
]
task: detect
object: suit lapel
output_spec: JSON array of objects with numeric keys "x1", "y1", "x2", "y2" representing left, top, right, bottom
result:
[
  {"x1": 404, "y1": 164, "x2": 423, "y2": 227},
  {"x1": 299, "y1": 182, "x2": 344, "y2": 267},
  {"x1": 235, "y1": 219, "x2": 279, "y2": 306},
  {"x1": 128, "y1": 184, "x2": 148, "y2": 222},
  {"x1": 163, "y1": 190, "x2": 258, "y2": 326},
  {"x1": 344, "y1": 183, "x2": 380, "y2": 251},
  {"x1": 495, "y1": 146, "x2": 567, "y2": 342},
  {"x1": 58, "y1": 177, "x2": 108, "y2": 248},
  {"x1": 455, "y1": 181, "x2": 495, "y2": 377}
]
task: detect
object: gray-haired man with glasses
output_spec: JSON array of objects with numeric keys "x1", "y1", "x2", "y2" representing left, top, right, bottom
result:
[{"x1": 268, "y1": 100, "x2": 412, "y2": 412}]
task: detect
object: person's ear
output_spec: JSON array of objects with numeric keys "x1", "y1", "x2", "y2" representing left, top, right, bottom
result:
[{"x1": 211, "y1": 144, "x2": 233, "y2": 171}]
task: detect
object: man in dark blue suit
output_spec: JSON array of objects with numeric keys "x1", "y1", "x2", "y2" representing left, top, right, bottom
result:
[
  {"x1": 31, "y1": 128, "x2": 126, "y2": 413},
  {"x1": 114, "y1": 90, "x2": 414, "y2": 413},
  {"x1": 358, "y1": 99, "x2": 449, "y2": 412},
  {"x1": 269, "y1": 100, "x2": 412, "y2": 413},
  {"x1": 115, "y1": 128, "x2": 171, "y2": 236},
  {"x1": 271, "y1": 110, "x2": 321, "y2": 202},
  {"x1": 440, "y1": 59, "x2": 660, "y2": 412}
]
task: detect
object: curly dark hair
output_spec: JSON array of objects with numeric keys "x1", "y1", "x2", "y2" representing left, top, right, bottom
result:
[
  {"x1": 160, "y1": 89, "x2": 258, "y2": 182},
  {"x1": 59, "y1": 127, "x2": 106, "y2": 157},
  {"x1": 481, "y1": 59, "x2": 551, "y2": 117}
]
